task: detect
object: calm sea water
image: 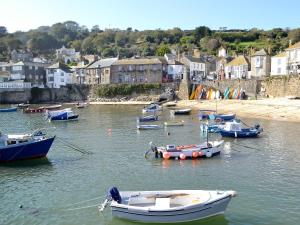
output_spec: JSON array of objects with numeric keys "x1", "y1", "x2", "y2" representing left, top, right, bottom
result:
[{"x1": 0, "y1": 105, "x2": 300, "y2": 225}]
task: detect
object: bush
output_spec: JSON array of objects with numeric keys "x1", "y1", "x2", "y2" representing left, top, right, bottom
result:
[{"x1": 96, "y1": 83, "x2": 161, "y2": 97}]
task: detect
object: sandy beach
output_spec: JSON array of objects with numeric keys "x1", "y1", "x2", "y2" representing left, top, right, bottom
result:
[
  {"x1": 89, "y1": 98, "x2": 300, "y2": 122},
  {"x1": 176, "y1": 98, "x2": 300, "y2": 122}
]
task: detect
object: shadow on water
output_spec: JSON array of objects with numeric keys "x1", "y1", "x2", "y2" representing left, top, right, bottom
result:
[
  {"x1": 0, "y1": 157, "x2": 52, "y2": 168},
  {"x1": 108, "y1": 215, "x2": 228, "y2": 225}
]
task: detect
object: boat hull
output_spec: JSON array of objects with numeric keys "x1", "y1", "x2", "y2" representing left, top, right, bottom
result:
[
  {"x1": 0, "y1": 136, "x2": 55, "y2": 163},
  {"x1": 219, "y1": 129, "x2": 260, "y2": 138},
  {"x1": 50, "y1": 114, "x2": 79, "y2": 121},
  {"x1": 0, "y1": 107, "x2": 17, "y2": 112},
  {"x1": 111, "y1": 194, "x2": 232, "y2": 223}
]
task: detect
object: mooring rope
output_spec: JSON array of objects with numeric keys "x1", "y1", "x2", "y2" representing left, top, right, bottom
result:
[{"x1": 56, "y1": 137, "x2": 92, "y2": 155}]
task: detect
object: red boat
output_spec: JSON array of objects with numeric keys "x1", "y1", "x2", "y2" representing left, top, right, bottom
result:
[{"x1": 23, "y1": 104, "x2": 62, "y2": 113}]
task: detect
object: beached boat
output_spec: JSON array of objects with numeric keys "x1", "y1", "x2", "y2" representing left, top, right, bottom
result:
[
  {"x1": 99, "y1": 187, "x2": 236, "y2": 223},
  {"x1": 164, "y1": 102, "x2": 177, "y2": 107},
  {"x1": 170, "y1": 108, "x2": 191, "y2": 115},
  {"x1": 47, "y1": 108, "x2": 79, "y2": 121},
  {"x1": 0, "y1": 107, "x2": 17, "y2": 112},
  {"x1": 147, "y1": 140, "x2": 224, "y2": 159},
  {"x1": 137, "y1": 124, "x2": 161, "y2": 130},
  {"x1": 198, "y1": 110, "x2": 216, "y2": 120},
  {"x1": 0, "y1": 130, "x2": 55, "y2": 163},
  {"x1": 164, "y1": 120, "x2": 184, "y2": 127},
  {"x1": 200, "y1": 122, "x2": 225, "y2": 133},
  {"x1": 138, "y1": 115, "x2": 158, "y2": 122},
  {"x1": 209, "y1": 113, "x2": 236, "y2": 121},
  {"x1": 219, "y1": 120, "x2": 263, "y2": 138},
  {"x1": 142, "y1": 104, "x2": 162, "y2": 114}
]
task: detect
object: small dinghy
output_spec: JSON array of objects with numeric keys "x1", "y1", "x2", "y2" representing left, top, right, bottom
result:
[
  {"x1": 47, "y1": 108, "x2": 79, "y2": 121},
  {"x1": 164, "y1": 102, "x2": 177, "y2": 107},
  {"x1": 198, "y1": 109, "x2": 216, "y2": 120},
  {"x1": 17, "y1": 103, "x2": 30, "y2": 109},
  {"x1": 23, "y1": 106, "x2": 45, "y2": 113},
  {"x1": 200, "y1": 122, "x2": 225, "y2": 133},
  {"x1": 137, "y1": 124, "x2": 161, "y2": 130},
  {"x1": 219, "y1": 120, "x2": 263, "y2": 138},
  {"x1": 138, "y1": 115, "x2": 158, "y2": 122},
  {"x1": 0, "y1": 130, "x2": 55, "y2": 163},
  {"x1": 0, "y1": 107, "x2": 17, "y2": 112},
  {"x1": 209, "y1": 113, "x2": 235, "y2": 121},
  {"x1": 99, "y1": 187, "x2": 236, "y2": 223},
  {"x1": 142, "y1": 104, "x2": 162, "y2": 114},
  {"x1": 171, "y1": 108, "x2": 191, "y2": 115},
  {"x1": 164, "y1": 120, "x2": 184, "y2": 127},
  {"x1": 76, "y1": 102, "x2": 89, "y2": 109},
  {"x1": 44, "y1": 104, "x2": 62, "y2": 110},
  {"x1": 146, "y1": 140, "x2": 224, "y2": 159}
]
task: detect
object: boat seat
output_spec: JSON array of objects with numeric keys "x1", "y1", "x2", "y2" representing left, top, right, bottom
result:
[{"x1": 154, "y1": 198, "x2": 170, "y2": 209}]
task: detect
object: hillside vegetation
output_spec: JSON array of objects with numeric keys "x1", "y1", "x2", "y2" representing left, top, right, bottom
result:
[{"x1": 0, "y1": 22, "x2": 300, "y2": 61}]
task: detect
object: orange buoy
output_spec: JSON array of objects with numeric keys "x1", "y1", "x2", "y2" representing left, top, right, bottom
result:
[
  {"x1": 179, "y1": 153, "x2": 186, "y2": 160},
  {"x1": 198, "y1": 151, "x2": 202, "y2": 156},
  {"x1": 163, "y1": 152, "x2": 170, "y2": 159},
  {"x1": 192, "y1": 151, "x2": 199, "y2": 158}
]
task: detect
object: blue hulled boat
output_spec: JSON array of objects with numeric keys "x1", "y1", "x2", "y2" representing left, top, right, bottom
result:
[
  {"x1": 219, "y1": 121, "x2": 263, "y2": 138},
  {"x1": 142, "y1": 104, "x2": 162, "y2": 114},
  {"x1": 0, "y1": 107, "x2": 17, "y2": 112},
  {"x1": 209, "y1": 113, "x2": 236, "y2": 121},
  {"x1": 47, "y1": 108, "x2": 79, "y2": 121},
  {"x1": 138, "y1": 115, "x2": 158, "y2": 122},
  {"x1": 0, "y1": 131, "x2": 55, "y2": 163}
]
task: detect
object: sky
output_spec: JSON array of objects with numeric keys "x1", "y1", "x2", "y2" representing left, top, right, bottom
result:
[{"x1": 1, "y1": 0, "x2": 300, "y2": 33}]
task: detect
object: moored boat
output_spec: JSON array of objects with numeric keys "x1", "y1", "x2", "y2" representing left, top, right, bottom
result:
[
  {"x1": 164, "y1": 120, "x2": 184, "y2": 127},
  {"x1": 164, "y1": 102, "x2": 177, "y2": 107},
  {"x1": 44, "y1": 104, "x2": 62, "y2": 110},
  {"x1": 17, "y1": 103, "x2": 30, "y2": 109},
  {"x1": 209, "y1": 113, "x2": 236, "y2": 121},
  {"x1": 47, "y1": 108, "x2": 79, "y2": 121},
  {"x1": 23, "y1": 107, "x2": 45, "y2": 113},
  {"x1": 142, "y1": 104, "x2": 162, "y2": 114},
  {"x1": 170, "y1": 108, "x2": 191, "y2": 115},
  {"x1": 99, "y1": 187, "x2": 236, "y2": 223},
  {"x1": 0, "y1": 107, "x2": 17, "y2": 112},
  {"x1": 138, "y1": 115, "x2": 158, "y2": 122},
  {"x1": 0, "y1": 130, "x2": 55, "y2": 163},
  {"x1": 137, "y1": 124, "x2": 161, "y2": 130},
  {"x1": 200, "y1": 122, "x2": 225, "y2": 133},
  {"x1": 147, "y1": 140, "x2": 224, "y2": 159},
  {"x1": 219, "y1": 120, "x2": 263, "y2": 138},
  {"x1": 198, "y1": 109, "x2": 216, "y2": 120},
  {"x1": 76, "y1": 102, "x2": 89, "y2": 109}
]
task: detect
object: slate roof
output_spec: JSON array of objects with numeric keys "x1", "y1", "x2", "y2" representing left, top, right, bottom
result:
[
  {"x1": 87, "y1": 58, "x2": 118, "y2": 69},
  {"x1": 273, "y1": 52, "x2": 286, "y2": 58},
  {"x1": 46, "y1": 62, "x2": 72, "y2": 73},
  {"x1": 113, "y1": 58, "x2": 162, "y2": 65},
  {"x1": 252, "y1": 49, "x2": 268, "y2": 56},
  {"x1": 185, "y1": 56, "x2": 205, "y2": 63}
]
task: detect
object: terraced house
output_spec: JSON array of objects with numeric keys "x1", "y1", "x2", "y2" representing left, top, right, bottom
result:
[
  {"x1": 225, "y1": 55, "x2": 250, "y2": 79},
  {"x1": 110, "y1": 58, "x2": 163, "y2": 84},
  {"x1": 286, "y1": 41, "x2": 300, "y2": 75}
]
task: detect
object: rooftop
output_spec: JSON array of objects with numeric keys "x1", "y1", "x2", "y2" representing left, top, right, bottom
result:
[
  {"x1": 286, "y1": 41, "x2": 300, "y2": 50},
  {"x1": 273, "y1": 52, "x2": 286, "y2": 58},
  {"x1": 46, "y1": 62, "x2": 72, "y2": 73},
  {"x1": 87, "y1": 58, "x2": 118, "y2": 69},
  {"x1": 252, "y1": 49, "x2": 268, "y2": 56},
  {"x1": 226, "y1": 55, "x2": 249, "y2": 66},
  {"x1": 113, "y1": 58, "x2": 162, "y2": 65}
]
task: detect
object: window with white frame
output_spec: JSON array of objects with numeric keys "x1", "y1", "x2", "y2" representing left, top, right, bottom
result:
[
  {"x1": 277, "y1": 68, "x2": 281, "y2": 74},
  {"x1": 277, "y1": 58, "x2": 281, "y2": 65}
]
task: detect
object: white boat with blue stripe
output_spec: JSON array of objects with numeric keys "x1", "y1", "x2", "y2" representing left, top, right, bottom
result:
[{"x1": 99, "y1": 187, "x2": 236, "y2": 223}]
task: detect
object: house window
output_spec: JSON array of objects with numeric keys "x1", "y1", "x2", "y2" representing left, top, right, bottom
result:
[
  {"x1": 277, "y1": 58, "x2": 281, "y2": 65},
  {"x1": 48, "y1": 77, "x2": 54, "y2": 82},
  {"x1": 277, "y1": 68, "x2": 281, "y2": 74},
  {"x1": 61, "y1": 78, "x2": 64, "y2": 82},
  {"x1": 61, "y1": 72, "x2": 64, "y2": 76},
  {"x1": 12, "y1": 65, "x2": 22, "y2": 71}
]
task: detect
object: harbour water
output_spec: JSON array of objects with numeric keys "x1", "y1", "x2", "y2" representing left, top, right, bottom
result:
[{"x1": 1, "y1": 105, "x2": 300, "y2": 225}]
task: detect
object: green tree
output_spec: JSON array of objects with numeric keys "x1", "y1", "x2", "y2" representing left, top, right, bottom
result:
[
  {"x1": 156, "y1": 44, "x2": 170, "y2": 56},
  {"x1": 288, "y1": 29, "x2": 300, "y2": 43}
]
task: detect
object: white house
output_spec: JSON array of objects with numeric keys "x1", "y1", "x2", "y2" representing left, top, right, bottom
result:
[
  {"x1": 286, "y1": 41, "x2": 300, "y2": 75},
  {"x1": 181, "y1": 56, "x2": 206, "y2": 83},
  {"x1": 271, "y1": 52, "x2": 287, "y2": 76},
  {"x1": 46, "y1": 63, "x2": 72, "y2": 88},
  {"x1": 250, "y1": 49, "x2": 271, "y2": 78},
  {"x1": 56, "y1": 46, "x2": 81, "y2": 64},
  {"x1": 225, "y1": 55, "x2": 250, "y2": 79},
  {"x1": 164, "y1": 54, "x2": 183, "y2": 81},
  {"x1": 218, "y1": 47, "x2": 227, "y2": 58}
]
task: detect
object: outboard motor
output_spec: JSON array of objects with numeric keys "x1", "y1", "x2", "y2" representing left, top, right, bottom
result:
[
  {"x1": 254, "y1": 124, "x2": 260, "y2": 130},
  {"x1": 109, "y1": 187, "x2": 122, "y2": 204}
]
